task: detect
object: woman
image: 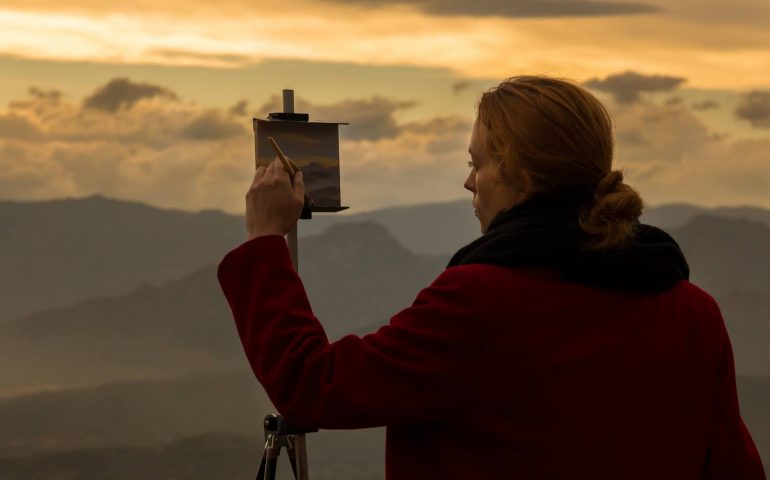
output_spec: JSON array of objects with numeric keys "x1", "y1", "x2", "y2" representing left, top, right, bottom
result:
[{"x1": 218, "y1": 76, "x2": 765, "y2": 479}]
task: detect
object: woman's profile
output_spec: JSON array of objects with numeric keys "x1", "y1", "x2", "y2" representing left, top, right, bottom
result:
[{"x1": 218, "y1": 75, "x2": 766, "y2": 479}]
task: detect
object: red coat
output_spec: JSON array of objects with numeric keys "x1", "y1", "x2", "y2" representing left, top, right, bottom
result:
[{"x1": 217, "y1": 235, "x2": 766, "y2": 479}]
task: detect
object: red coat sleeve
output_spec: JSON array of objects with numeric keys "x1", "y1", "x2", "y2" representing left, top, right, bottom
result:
[
  {"x1": 704, "y1": 301, "x2": 766, "y2": 479},
  {"x1": 217, "y1": 235, "x2": 482, "y2": 429}
]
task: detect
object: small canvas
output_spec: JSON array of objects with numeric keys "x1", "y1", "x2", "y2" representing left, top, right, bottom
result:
[{"x1": 254, "y1": 118, "x2": 346, "y2": 211}]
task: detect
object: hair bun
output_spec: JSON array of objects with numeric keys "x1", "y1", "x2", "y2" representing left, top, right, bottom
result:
[
  {"x1": 579, "y1": 169, "x2": 644, "y2": 250},
  {"x1": 594, "y1": 170, "x2": 624, "y2": 199}
]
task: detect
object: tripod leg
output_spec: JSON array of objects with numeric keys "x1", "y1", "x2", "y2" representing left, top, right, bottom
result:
[
  {"x1": 293, "y1": 434, "x2": 310, "y2": 480},
  {"x1": 285, "y1": 439, "x2": 299, "y2": 479},
  {"x1": 260, "y1": 435, "x2": 280, "y2": 480},
  {"x1": 256, "y1": 438, "x2": 269, "y2": 480}
]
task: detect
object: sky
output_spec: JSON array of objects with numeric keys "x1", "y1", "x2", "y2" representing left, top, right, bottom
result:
[{"x1": 1, "y1": 0, "x2": 769, "y2": 214}]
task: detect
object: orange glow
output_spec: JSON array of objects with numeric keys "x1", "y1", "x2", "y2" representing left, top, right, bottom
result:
[{"x1": 0, "y1": 4, "x2": 769, "y2": 88}]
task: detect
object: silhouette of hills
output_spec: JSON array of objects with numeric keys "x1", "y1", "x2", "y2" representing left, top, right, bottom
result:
[
  {"x1": 738, "y1": 375, "x2": 770, "y2": 473},
  {"x1": 672, "y1": 214, "x2": 770, "y2": 296},
  {"x1": 3, "y1": 195, "x2": 768, "y2": 322},
  {"x1": 1, "y1": 197, "x2": 768, "y2": 385},
  {"x1": 0, "y1": 195, "x2": 243, "y2": 322},
  {"x1": 0, "y1": 221, "x2": 445, "y2": 394},
  {"x1": 0, "y1": 263, "x2": 241, "y2": 394},
  {"x1": 299, "y1": 221, "x2": 447, "y2": 334},
  {"x1": 0, "y1": 195, "x2": 768, "y2": 476},
  {"x1": 0, "y1": 372, "x2": 764, "y2": 478},
  {"x1": 0, "y1": 431, "x2": 385, "y2": 480},
  {"x1": 0, "y1": 370, "x2": 270, "y2": 450},
  {"x1": 643, "y1": 203, "x2": 770, "y2": 230},
  {"x1": 301, "y1": 200, "x2": 770, "y2": 254}
]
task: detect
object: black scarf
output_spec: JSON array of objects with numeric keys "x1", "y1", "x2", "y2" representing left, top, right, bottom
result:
[{"x1": 446, "y1": 190, "x2": 690, "y2": 293}]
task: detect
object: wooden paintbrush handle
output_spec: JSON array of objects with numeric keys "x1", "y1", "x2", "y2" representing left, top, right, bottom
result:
[{"x1": 267, "y1": 136, "x2": 298, "y2": 177}]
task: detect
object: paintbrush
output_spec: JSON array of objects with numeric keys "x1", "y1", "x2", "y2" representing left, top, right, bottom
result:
[
  {"x1": 266, "y1": 136, "x2": 314, "y2": 207},
  {"x1": 267, "y1": 136, "x2": 300, "y2": 178}
]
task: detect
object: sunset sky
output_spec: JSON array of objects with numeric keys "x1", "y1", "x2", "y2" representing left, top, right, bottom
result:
[{"x1": 1, "y1": 0, "x2": 769, "y2": 214}]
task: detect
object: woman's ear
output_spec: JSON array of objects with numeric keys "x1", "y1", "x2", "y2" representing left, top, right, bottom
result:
[{"x1": 514, "y1": 169, "x2": 534, "y2": 203}]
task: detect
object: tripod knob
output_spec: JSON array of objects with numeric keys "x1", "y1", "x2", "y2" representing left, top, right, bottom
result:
[{"x1": 264, "y1": 414, "x2": 280, "y2": 431}]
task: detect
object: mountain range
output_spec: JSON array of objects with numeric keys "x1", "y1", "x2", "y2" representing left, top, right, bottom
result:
[
  {"x1": 0, "y1": 195, "x2": 767, "y2": 477},
  {"x1": 2, "y1": 194, "x2": 768, "y2": 323},
  {"x1": 0, "y1": 221, "x2": 446, "y2": 395}
]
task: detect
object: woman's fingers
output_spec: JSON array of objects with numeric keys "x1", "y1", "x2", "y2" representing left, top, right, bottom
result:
[
  {"x1": 287, "y1": 156, "x2": 300, "y2": 175},
  {"x1": 244, "y1": 156, "x2": 304, "y2": 239},
  {"x1": 252, "y1": 159, "x2": 283, "y2": 185},
  {"x1": 293, "y1": 170, "x2": 305, "y2": 204},
  {"x1": 251, "y1": 165, "x2": 267, "y2": 188},
  {"x1": 250, "y1": 157, "x2": 294, "y2": 196},
  {"x1": 273, "y1": 156, "x2": 292, "y2": 179}
]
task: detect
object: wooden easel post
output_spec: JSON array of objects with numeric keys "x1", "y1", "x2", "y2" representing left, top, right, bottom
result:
[{"x1": 282, "y1": 89, "x2": 300, "y2": 272}]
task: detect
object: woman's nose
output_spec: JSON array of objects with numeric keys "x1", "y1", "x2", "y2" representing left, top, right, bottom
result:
[{"x1": 464, "y1": 174, "x2": 475, "y2": 193}]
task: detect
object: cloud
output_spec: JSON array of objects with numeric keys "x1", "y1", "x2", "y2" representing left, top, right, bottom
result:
[
  {"x1": 29, "y1": 87, "x2": 62, "y2": 103},
  {"x1": 228, "y1": 100, "x2": 249, "y2": 117},
  {"x1": 181, "y1": 110, "x2": 245, "y2": 140},
  {"x1": 615, "y1": 128, "x2": 647, "y2": 146},
  {"x1": 1, "y1": 76, "x2": 769, "y2": 214},
  {"x1": 607, "y1": 97, "x2": 770, "y2": 207},
  {"x1": 0, "y1": 80, "x2": 253, "y2": 210},
  {"x1": 0, "y1": 113, "x2": 43, "y2": 140},
  {"x1": 2, "y1": 2, "x2": 769, "y2": 90},
  {"x1": 452, "y1": 80, "x2": 471, "y2": 94},
  {"x1": 322, "y1": 0, "x2": 660, "y2": 17},
  {"x1": 612, "y1": 99, "x2": 716, "y2": 168},
  {"x1": 0, "y1": 141, "x2": 72, "y2": 199},
  {"x1": 734, "y1": 90, "x2": 770, "y2": 128},
  {"x1": 257, "y1": 95, "x2": 418, "y2": 141},
  {"x1": 584, "y1": 71, "x2": 686, "y2": 104},
  {"x1": 692, "y1": 99, "x2": 719, "y2": 110},
  {"x1": 252, "y1": 95, "x2": 473, "y2": 209},
  {"x1": 142, "y1": 48, "x2": 253, "y2": 67},
  {"x1": 82, "y1": 78, "x2": 178, "y2": 112},
  {"x1": 0, "y1": 79, "x2": 474, "y2": 213}
]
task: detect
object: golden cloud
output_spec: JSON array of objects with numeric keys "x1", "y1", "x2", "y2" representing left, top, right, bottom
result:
[{"x1": 1, "y1": 76, "x2": 769, "y2": 214}]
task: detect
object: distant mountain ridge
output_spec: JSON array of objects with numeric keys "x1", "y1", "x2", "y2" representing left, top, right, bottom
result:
[
  {"x1": 0, "y1": 195, "x2": 769, "y2": 476},
  {"x1": 0, "y1": 220, "x2": 445, "y2": 395},
  {"x1": 0, "y1": 369, "x2": 270, "y2": 450},
  {"x1": 0, "y1": 195, "x2": 243, "y2": 322},
  {"x1": 642, "y1": 203, "x2": 770, "y2": 230},
  {"x1": 1, "y1": 202, "x2": 768, "y2": 383},
  {"x1": 0, "y1": 368, "x2": 764, "y2": 478},
  {"x1": 3, "y1": 194, "x2": 768, "y2": 322},
  {"x1": 0, "y1": 431, "x2": 386, "y2": 480},
  {"x1": 671, "y1": 214, "x2": 770, "y2": 295}
]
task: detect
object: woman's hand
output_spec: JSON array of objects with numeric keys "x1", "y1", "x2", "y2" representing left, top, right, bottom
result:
[{"x1": 245, "y1": 156, "x2": 305, "y2": 240}]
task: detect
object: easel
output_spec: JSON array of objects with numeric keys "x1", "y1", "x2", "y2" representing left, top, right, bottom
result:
[
  {"x1": 255, "y1": 414, "x2": 318, "y2": 480},
  {"x1": 282, "y1": 89, "x2": 304, "y2": 272},
  {"x1": 256, "y1": 88, "x2": 348, "y2": 270},
  {"x1": 252, "y1": 89, "x2": 348, "y2": 479}
]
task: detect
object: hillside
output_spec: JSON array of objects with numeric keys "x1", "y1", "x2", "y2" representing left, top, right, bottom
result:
[
  {"x1": 0, "y1": 432, "x2": 385, "y2": 480},
  {"x1": 0, "y1": 195, "x2": 768, "y2": 476},
  {"x1": 0, "y1": 221, "x2": 445, "y2": 394},
  {"x1": 0, "y1": 195, "x2": 243, "y2": 322},
  {"x1": 0, "y1": 370, "x2": 765, "y2": 478},
  {"x1": 3, "y1": 195, "x2": 769, "y2": 322},
  {"x1": 671, "y1": 214, "x2": 770, "y2": 296},
  {"x1": 0, "y1": 370, "x2": 270, "y2": 450},
  {"x1": 0, "y1": 374, "x2": 766, "y2": 478}
]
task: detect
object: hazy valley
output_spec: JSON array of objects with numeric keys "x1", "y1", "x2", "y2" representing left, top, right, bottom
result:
[{"x1": 0, "y1": 195, "x2": 768, "y2": 478}]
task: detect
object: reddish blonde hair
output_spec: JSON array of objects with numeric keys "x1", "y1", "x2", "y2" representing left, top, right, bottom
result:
[{"x1": 476, "y1": 75, "x2": 643, "y2": 250}]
